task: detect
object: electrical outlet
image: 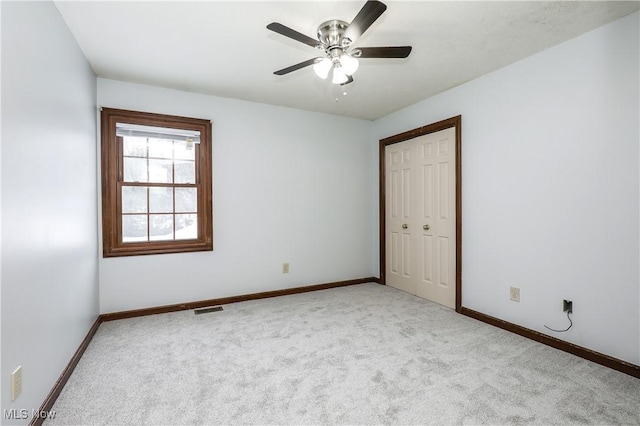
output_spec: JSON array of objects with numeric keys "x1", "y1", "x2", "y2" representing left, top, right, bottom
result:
[
  {"x1": 11, "y1": 366, "x2": 22, "y2": 401},
  {"x1": 282, "y1": 263, "x2": 289, "y2": 274},
  {"x1": 510, "y1": 287, "x2": 520, "y2": 302},
  {"x1": 563, "y1": 299, "x2": 573, "y2": 314}
]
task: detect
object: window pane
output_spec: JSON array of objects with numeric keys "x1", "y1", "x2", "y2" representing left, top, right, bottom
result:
[
  {"x1": 149, "y1": 187, "x2": 173, "y2": 213},
  {"x1": 175, "y1": 188, "x2": 197, "y2": 213},
  {"x1": 123, "y1": 137, "x2": 147, "y2": 157},
  {"x1": 148, "y1": 159, "x2": 173, "y2": 183},
  {"x1": 174, "y1": 140, "x2": 196, "y2": 160},
  {"x1": 148, "y1": 139, "x2": 173, "y2": 159},
  {"x1": 175, "y1": 214, "x2": 198, "y2": 240},
  {"x1": 122, "y1": 215, "x2": 148, "y2": 242},
  {"x1": 150, "y1": 214, "x2": 174, "y2": 241},
  {"x1": 122, "y1": 186, "x2": 147, "y2": 213},
  {"x1": 175, "y1": 160, "x2": 195, "y2": 184},
  {"x1": 124, "y1": 157, "x2": 148, "y2": 182}
]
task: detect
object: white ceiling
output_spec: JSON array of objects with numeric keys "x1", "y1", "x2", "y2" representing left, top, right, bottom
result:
[{"x1": 54, "y1": 1, "x2": 639, "y2": 120}]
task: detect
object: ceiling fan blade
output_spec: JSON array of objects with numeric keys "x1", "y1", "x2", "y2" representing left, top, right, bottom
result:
[
  {"x1": 340, "y1": 75, "x2": 354, "y2": 86},
  {"x1": 273, "y1": 58, "x2": 319, "y2": 75},
  {"x1": 343, "y1": 1, "x2": 387, "y2": 43},
  {"x1": 267, "y1": 22, "x2": 322, "y2": 48},
  {"x1": 357, "y1": 46, "x2": 412, "y2": 58}
]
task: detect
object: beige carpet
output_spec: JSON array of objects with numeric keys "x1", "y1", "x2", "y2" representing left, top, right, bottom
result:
[{"x1": 48, "y1": 283, "x2": 640, "y2": 425}]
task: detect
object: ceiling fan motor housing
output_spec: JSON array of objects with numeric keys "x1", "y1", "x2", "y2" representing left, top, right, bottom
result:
[{"x1": 317, "y1": 20, "x2": 352, "y2": 59}]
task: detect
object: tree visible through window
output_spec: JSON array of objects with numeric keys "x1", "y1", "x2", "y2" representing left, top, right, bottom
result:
[{"x1": 101, "y1": 108, "x2": 213, "y2": 257}]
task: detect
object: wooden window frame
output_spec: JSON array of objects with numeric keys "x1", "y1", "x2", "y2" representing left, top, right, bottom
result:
[{"x1": 101, "y1": 108, "x2": 213, "y2": 257}]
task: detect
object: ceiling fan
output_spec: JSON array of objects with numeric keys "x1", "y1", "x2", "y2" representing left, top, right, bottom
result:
[{"x1": 267, "y1": 0, "x2": 412, "y2": 86}]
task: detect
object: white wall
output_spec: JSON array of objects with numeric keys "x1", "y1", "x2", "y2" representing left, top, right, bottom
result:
[
  {"x1": 1, "y1": 2, "x2": 99, "y2": 423},
  {"x1": 97, "y1": 79, "x2": 374, "y2": 313},
  {"x1": 373, "y1": 12, "x2": 640, "y2": 364}
]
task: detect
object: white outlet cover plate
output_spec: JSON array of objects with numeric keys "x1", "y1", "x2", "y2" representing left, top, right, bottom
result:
[
  {"x1": 11, "y1": 366, "x2": 22, "y2": 401},
  {"x1": 510, "y1": 287, "x2": 520, "y2": 302}
]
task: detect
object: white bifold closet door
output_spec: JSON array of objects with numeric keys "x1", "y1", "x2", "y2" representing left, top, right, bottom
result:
[{"x1": 385, "y1": 127, "x2": 456, "y2": 309}]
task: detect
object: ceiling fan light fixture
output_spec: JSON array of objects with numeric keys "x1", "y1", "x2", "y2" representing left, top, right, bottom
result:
[
  {"x1": 313, "y1": 58, "x2": 332, "y2": 79},
  {"x1": 340, "y1": 54, "x2": 359, "y2": 76},
  {"x1": 332, "y1": 66, "x2": 348, "y2": 85}
]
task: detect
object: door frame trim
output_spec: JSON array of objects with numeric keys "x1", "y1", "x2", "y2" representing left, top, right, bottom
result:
[{"x1": 379, "y1": 115, "x2": 462, "y2": 312}]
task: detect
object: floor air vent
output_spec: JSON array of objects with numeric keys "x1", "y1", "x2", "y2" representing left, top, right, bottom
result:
[{"x1": 194, "y1": 306, "x2": 223, "y2": 315}]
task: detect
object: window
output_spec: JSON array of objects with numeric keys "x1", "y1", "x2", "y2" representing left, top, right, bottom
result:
[{"x1": 101, "y1": 108, "x2": 212, "y2": 257}]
